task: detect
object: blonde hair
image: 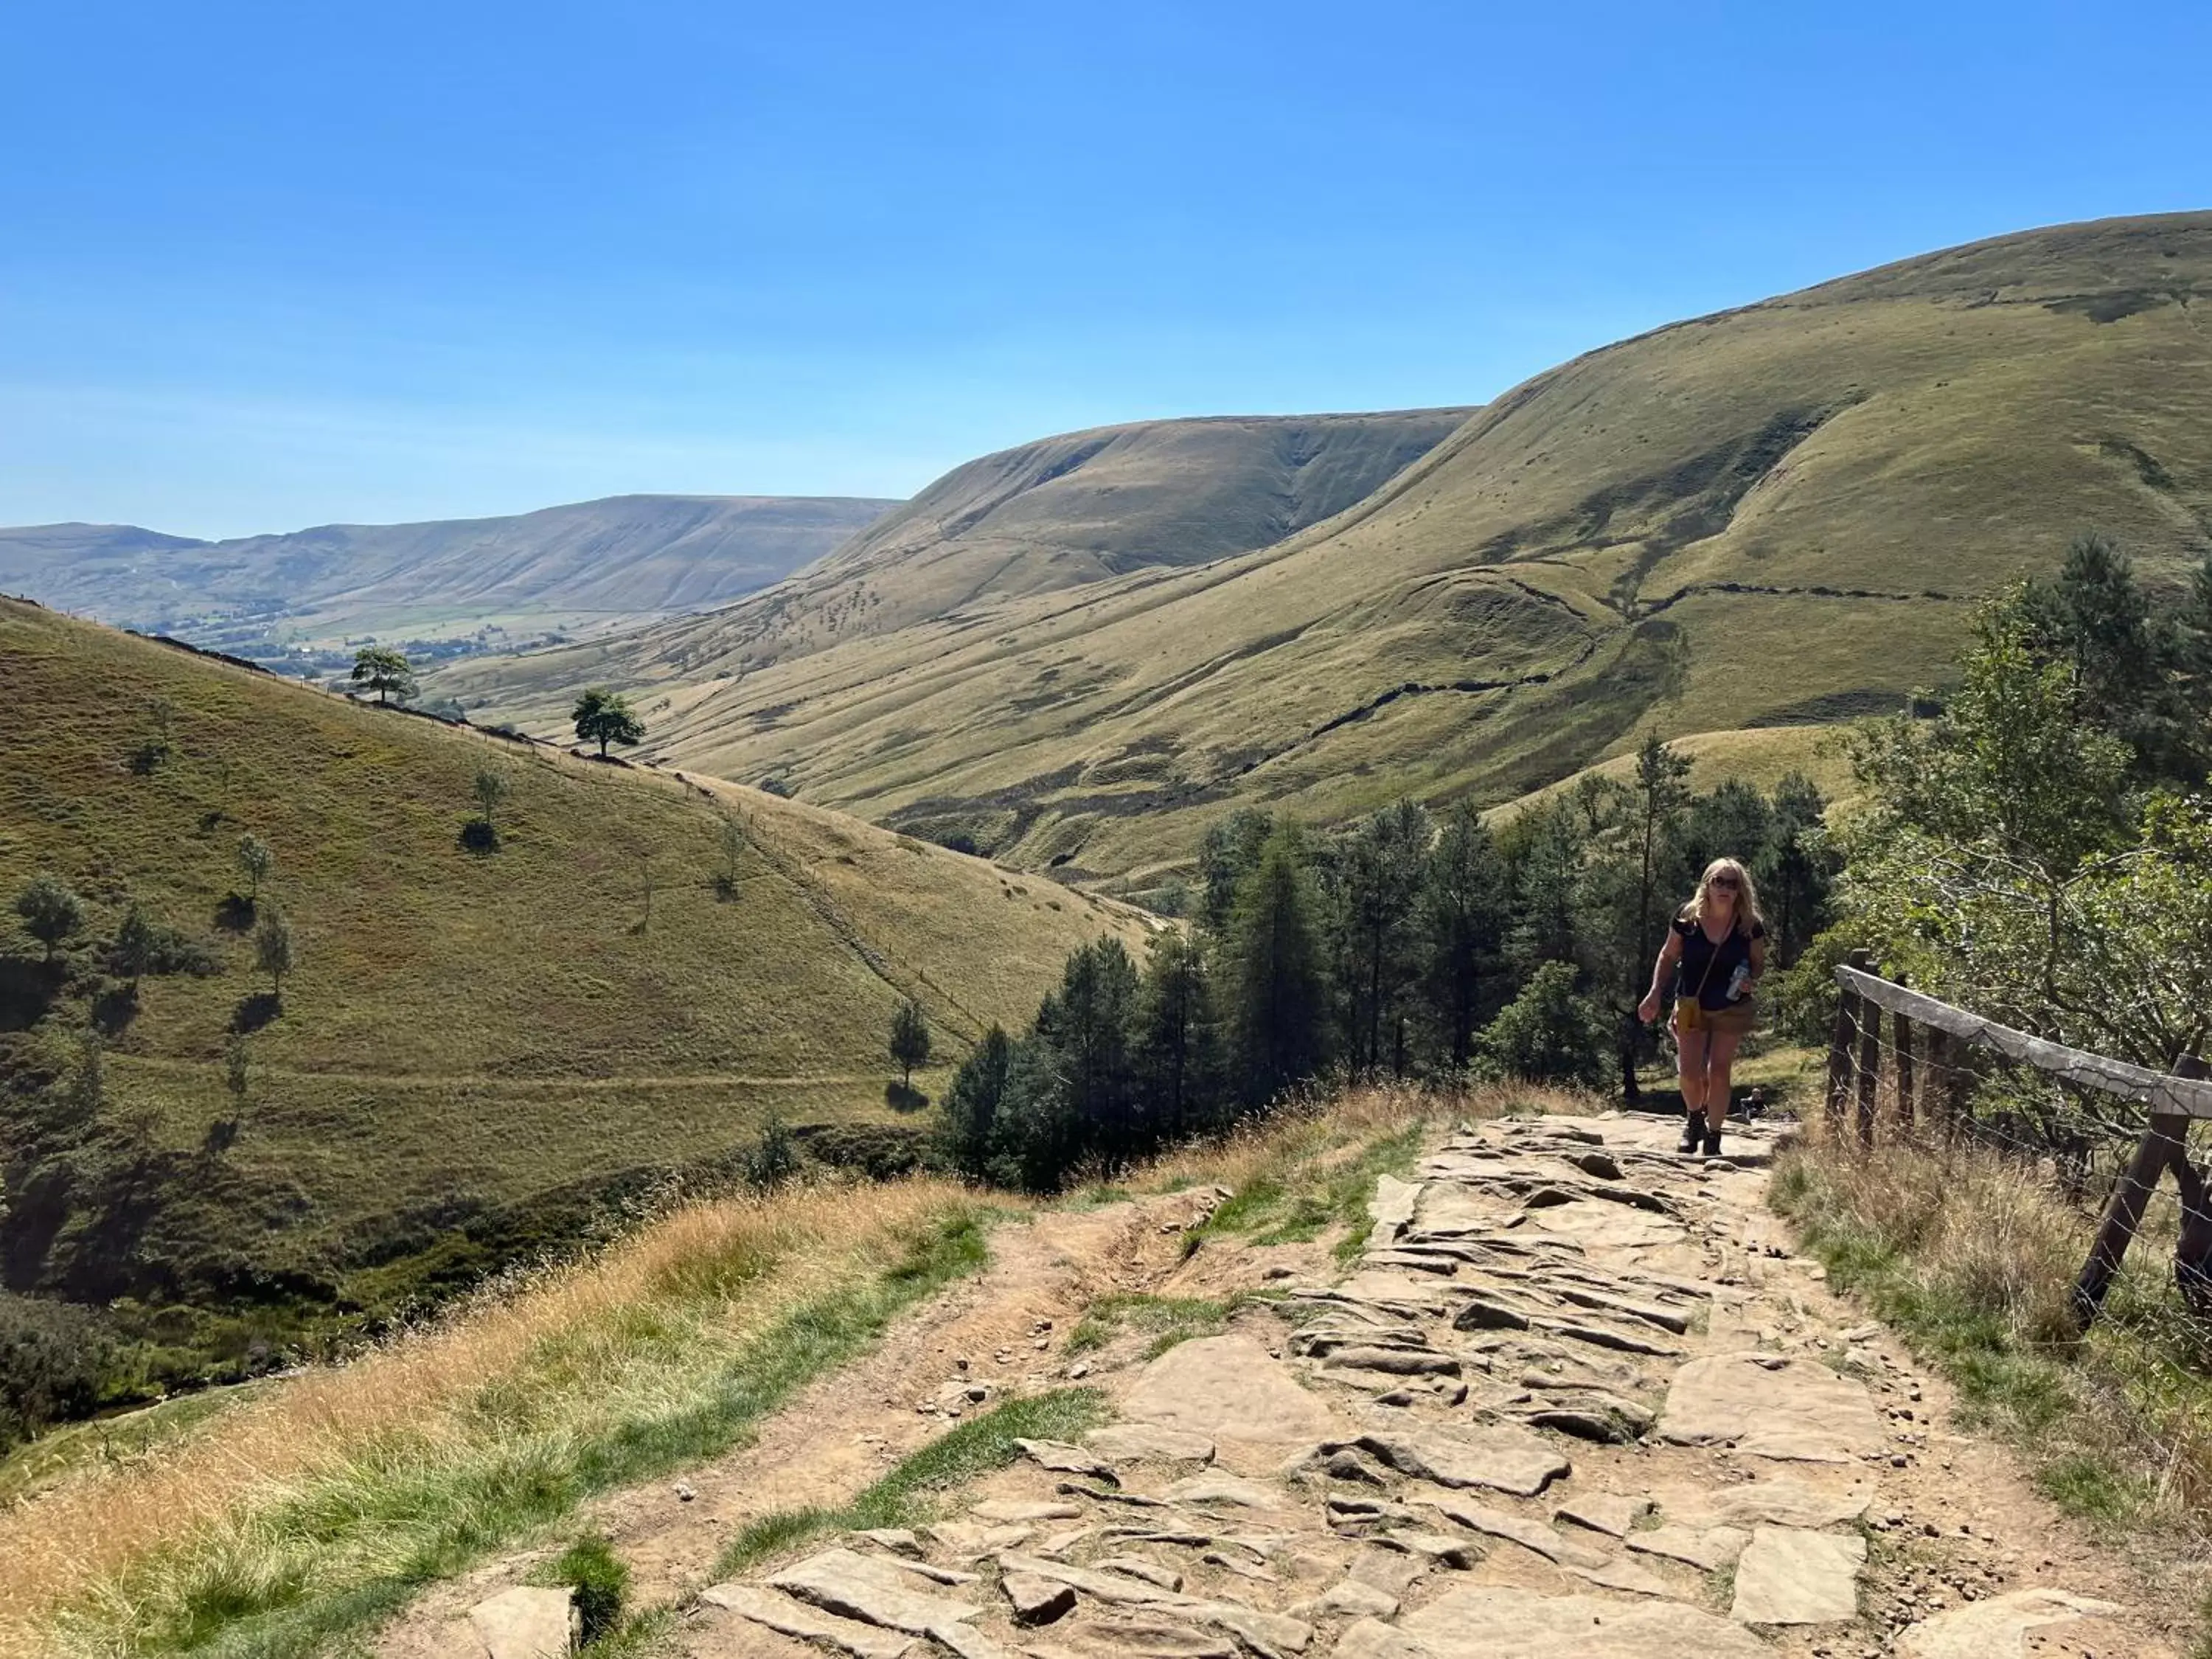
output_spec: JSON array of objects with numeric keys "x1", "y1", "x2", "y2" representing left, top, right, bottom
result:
[{"x1": 1685, "y1": 857, "x2": 1765, "y2": 937}]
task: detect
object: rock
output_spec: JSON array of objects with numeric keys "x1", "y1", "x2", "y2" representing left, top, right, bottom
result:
[
  {"x1": 1088, "y1": 1423, "x2": 1217, "y2": 1463},
  {"x1": 1550, "y1": 1285, "x2": 1691, "y2": 1334},
  {"x1": 1001, "y1": 1571, "x2": 1077, "y2": 1626},
  {"x1": 467, "y1": 1587, "x2": 578, "y2": 1659},
  {"x1": 1520, "y1": 1398, "x2": 1652, "y2": 1444},
  {"x1": 1043, "y1": 1618, "x2": 1237, "y2": 1658},
  {"x1": 1417, "y1": 1495, "x2": 1606, "y2": 1568},
  {"x1": 1729, "y1": 1526, "x2": 1866, "y2": 1624},
  {"x1": 1321, "y1": 1346, "x2": 1461, "y2": 1376},
  {"x1": 995, "y1": 1553, "x2": 1313, "y2": 1656},
  {"x1": 1335, "y1": 1585, "x2": 1773, "y2": 1657},
  {"x1": 1659, "y1": 1353, "x2": 1888, "y2": 1461},
  {"x1": 1893, "y1": 1589, "x2": 2126, "y2": 1658},
  {"x1": 1695, "y1": 1475, "x2": 1874, "y2": 1529},
  {"x1": 1370, "y1": 1175, "x2": 1423, "y2": 1239},
  {"x1": 1624, "y1": 1523, "x2": 1750, "y2": 1571},
  {"x1": 925, "y1": 1520, "x2": 1032, "y2": 1557},
  {"x1": 702, "y1": 1583, "x2": 917, "y2": 1659},
  {"x1": 1163, "y1": 1473, "x2": 1284, "y2": 1509},
  {"x1": 1347, "y1": 1548, "x2": 1425, "y2": 1595},
  {"x1": 1200, "y1": 1548, "x2": 1276, "y2": 1581},
  {"x1": 1550, "y1": 1492, "x2": 1649, "y2": 1538},
  {"x1": 1450, "y1": 1296, "x2": 1531, "y2": 1332},
  {"x1": 1324, "y1": 1426, "x2": 1570, "y2": 1496},
  {"x1": 1319, "y1": 1578, "x2": 1402, "y2": 1618},
  {"x1": 970, "y1": 1499, "x2": 1082, "y2": 1522},
  {"x1": 1319, "y1": 1447, "x2": 1391, "y2": 1483},
  {"x1": 1536, "y1": 1319, "x2": 1683, "y2": 1357},
  {"x1": 1095, "y1": 1556, "x2": 1185, "y2": 1590},
  {"x1": 1121, "y1": 1335, "x2": 1338, "y2": 1445},
  {"x1": 1561, "y1": 1556, "x2": 1672, "y2": 1597},
  {"x1": 1379, "y1": 1528, "x2": 1482, "y2": 1568},
  {"x1": 1016, "y1": 1439, "x2": 1119, "y2": 1482},
  {"x1": 769, "y1": 1548, "x2": 984, "y2": 1646},
  {"x1": 856, "y1": 1527, "x2": 924, "y2": 1557},
  {"x1": 1565, "y1": 1150, "x2": 1624, "y2": 1180}
]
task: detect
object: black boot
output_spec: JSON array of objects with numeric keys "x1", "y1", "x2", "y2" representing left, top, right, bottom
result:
[
  {"x1": 1701, "y1": 1124, "x2": 1723, "y2": 1158},
  {"x1": 1677, "y1": 1110, "x2": 1702, "y2": 1155}
]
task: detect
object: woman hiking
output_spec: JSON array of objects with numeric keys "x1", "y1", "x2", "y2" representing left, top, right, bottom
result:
[{"x1": 1637, "y1": 857, "x2": 1766, "y2": 1156}]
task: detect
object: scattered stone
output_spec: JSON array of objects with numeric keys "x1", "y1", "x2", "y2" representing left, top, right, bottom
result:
[
  {"x1": 1318, "y1": 1578, "x2": 1401, "y2": 1618},
  {"x1": 1001, "y1": 1571, "x2": 1077, "y2": 1626},
  {"x1": 1379, "y1": 1528, "x2": 1482, "y2": 1568},
  {"x1": 1624, "y1": 1523, "x2": 1750, "y2": 1572},
  {"x1": 1164, "y1": 1473, "x2": 1284, "y2": 1509},
  {"x1": 1039, "y1": 1618, "x2": 1237, "y2": 1658},
  {"x1": 856, "y1": 1528, "x2": 923, "y2": 1557},
  {"x1": 1562, "y1": 1555, "x2": 1672, "y2": 1597},
  {"x1": 1016, "y1": 1439, "x2": 1119, "y2": 1482},
  {"x1": 1121, "y1": 1335, "x2": 1338, "y2": 1445},
  {"x1": 467, "y1": 1586, "x2": 578, "y2": 1659},
  {"x1": 1659, "y1": 1353, "x2": 1888, "y2": 1461},
  {"x1": 1347, "y1": 1548, "x2": 1425, "y2": 1595},
  {"x1": 1088, "y1": 1423, "x2": 1216, "y2": 1463},
  {"x1": 1565, "y1": 1150, "x2": 1624, "y2": 1180},
  {"x1": 1536, "y1": 1319, "x2": 1683, "y2": 1357},
  {"x1": 1729, "y1": 1526, "x2": 1866, "y2": 1624},
  {"x1": 674, "y1": 1481, "x2": 696, "y2": 1502},
  {"x1": 1323, "y1": 1426, "x2": 1570, "y2": 1495},
  {"x1": 1417, "y1": 1495, "x2": 1606, "y2": 1568},
  {"x1": 1893, "y1": 1588, "x2": 2125, "y2": 1657},
  {"x1": 1320, "y1": 1447, "x2": 1391, "y2": 1483},
  {"x1": 925, "y1": 1520, "x2": 1032, "y2": 1557},
  {"x1": 768, "y1": 1549, "x2": 984, "y2": 1646},
  {"x1": 1520, "y1": 1397, "x2": 1652, "y2": 1444},
  {"x1": 1551, "y1": 1492, "x2": 1649, "y2": 1538},
  {"x1": 1321, "y1": 1346, "x2": 1461, "y2": 1376},
  {"x1": 1095, "y1": 1556, "x2": 1185, "y2": 1590},
  {"x1": 994, "y1": 1554, "x2": 1313, "y2": 1655},
  {"x1": 1450, "y1": 1297, "x2": 1532, "y2": 1332},
  {"x1": 1336, "y1": 1585, "x2": 1772, "y2": 1658},
  {"x1": 970, "y1": 1499, "x2": 1081, "y2": 1523},
  {"x1": 1550, "y1": 1284, "x2": 1692, "y2": 1333},
  {"x1": 1371, "y1": 1175, "x2": 1422, "y2": 1239},
  {"x1": 1200, "y1": 1548, "x2": 1276, "y2": 1581},
  {"x1": 1696, "y1": 1476, "x2": 1874, "y2": 1530},
  {"x1": 702, "y1": 1582, "x2": 916, "y2": 1659}
]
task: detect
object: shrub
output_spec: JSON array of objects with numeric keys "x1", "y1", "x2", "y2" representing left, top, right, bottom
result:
[
  {"x1": 13, "y1": 874, "x2": 84, "y2": 962},
  {"x1": 1477, "y1": 961, "x2": 1610, "y2": 1086},
  {"x1": 0, "y1": 1292, "x2": 114, "y2": 1450},
  {"x1": 546, "y1": 1533, "x2": 628, "y2": 1646}
]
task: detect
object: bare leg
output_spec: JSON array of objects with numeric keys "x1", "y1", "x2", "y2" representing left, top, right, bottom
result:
[
  {"x1": 1676, "y1": 1025, "x2": 1709, "y2": 1116},
  {"x1": 1704, "y1": 1029, "x2": 1745, "y2": 1133}
]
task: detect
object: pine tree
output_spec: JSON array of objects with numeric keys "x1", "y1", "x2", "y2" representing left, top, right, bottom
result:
[
  {"x1": 1133, "y1": 933, "x2": 1225, "y2": 1140},
  {"x1": 1227, "y1": 825, "x2": 1328, "y2": 1107},
  {"x1": 938, "y1": 1025, "x2": 1013, "y2": 1180},
  {"x1": 1420, "y1": 804, "x2": 1508, "y2": 1071},
  {"x1": 1334, "y1": 801, "x2": 1430, "y2": 1078}
]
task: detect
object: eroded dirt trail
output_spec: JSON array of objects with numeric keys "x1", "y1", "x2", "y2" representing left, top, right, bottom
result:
[{"x1": 668, "y1": 1114, "x2": 2184, "y2": 1659}]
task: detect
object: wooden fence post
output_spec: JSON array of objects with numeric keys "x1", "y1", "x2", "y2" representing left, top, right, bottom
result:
[
  {"x1": 2071, "y1": 1051, "x2": 2206, "y2": 1330},
  {"x1": 1828, "y1": 950, "x2": 1868, "y2": 1138},
  {"x1": 1892, "y1": 971, "x2": 1916, "y2": 1137},
  {"x1": 1854, "y1": 966, "x2": 1882, "y2": 1149}
]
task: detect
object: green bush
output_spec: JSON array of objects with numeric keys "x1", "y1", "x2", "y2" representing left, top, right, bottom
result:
[
  {"x1": 1477, "y1": 961, "x2": 1610, "y2": 1086},
  {"x1": 0, "y1": 1290, "x2": 115, "y2": 1449},
  {"x1": 548, "y1": 1534, "x2": 629, "y2": 1646}
]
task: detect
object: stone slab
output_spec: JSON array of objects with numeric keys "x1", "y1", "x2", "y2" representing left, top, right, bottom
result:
[
  {"x1": 1550, "y1": 1492, "x2": 1649, "y2": 1538},
  {"x1": 1088, "y1": 1423, "x2": 1216, "y2": 1463},
  {"x1": 1121, "y1": 1335, "x2": 1338, "y2": 1444},
  {"x1": 769, "y1": 1548, "x2": 981, "y2": 1641},
  {"x1": 1335, "y1": 1585, "x2": 1773, "y2": 1657},
  {"x1": 467, "y1": 1587, "x2": 577, "y2": 1659},
  {"x1": 702, "y1": 1583, "x2": 917, "y2": 1659},
  {"x1": 1659, "y1": 1353, "x2": 1887, "y2": 1461},
  {"x1": 1624, "y1": 1523, "x2": 1750, "y2": 1571},
  {"x1": 1730, "y1": 1526, "x2": 1865, "y2": 1625},
  {"x1": 1329, "y1": 1426, "x2": 1569, "y2": 1496},
  {"x1": 1893, "y1": 1588, "x2": 2126, "y2": 1658}
]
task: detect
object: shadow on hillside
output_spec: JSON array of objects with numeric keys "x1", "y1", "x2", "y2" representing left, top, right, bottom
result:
[
  {"x1": 214, "y1": 894, "x2": 257, "y2": 933},
  {"x1": 91, "y1": 982, "x2": 140, "y2": 1037},
  {"x1": 0, "y1": 956, "x2": 63, "y2": 1032},
  {"x1": 231, "y1": 992, "x2": 282, "y2": 1034},
  {"x1": 457, "y1": 821, "x2": 498, "y2": 855},
  {"x1": 885, "y1": 1081, "x2": 930, "y2": 1114}
]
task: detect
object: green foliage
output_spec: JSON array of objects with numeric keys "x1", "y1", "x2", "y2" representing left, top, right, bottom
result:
[
  {"x1": 1419, "y1": 803, "x2": 1509, "y2": 1070},
  {"x1": 108, "y1": 901, "x2": 219, "y2": 984},
  {"x1": 234, "y1": 833, "x2": 274, "y2": 900},
  {"x1": 13, "y1": 872, "x2": 83, "y2": 961},
  {"x1": 0, "y1": 1292, "x2": 114, "y2": 1450},
  {"x1": 349, "y1": 647, "x2": 417, "y2": 706},
  {"x1": 254, "y1": 903, "x2": 295, "y2": 998},
  {"x1": 471, "y1": 766, "x2": 510, "y2": 834},
  {"x1": 742, "y1": 1108, "x2": 799, "y2": 1192},
  {"x1": 1229, "y1": 824, "x2": 1329, "y2": 1106},
  {"x1": 546, "y1": 1534, "x2": 629, "y2": 1646},
  {"x1": 571, "y1": 686, "x2": 646, "y2": 757},
  {"x1": 889, "y1": 998, "x2": 932, "y2": 1086},
  {"x1": 1477, "y1": 960, "x2": 1610, "y2": 1086}
]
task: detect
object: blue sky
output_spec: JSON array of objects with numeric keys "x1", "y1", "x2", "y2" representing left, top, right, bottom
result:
[{"x1": 4, "y1": 1, "x2": 2206, "y2": 538}]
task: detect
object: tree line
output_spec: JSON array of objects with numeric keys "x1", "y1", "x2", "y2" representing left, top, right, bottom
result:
[{"x1": 939, "y1": 765, "x2": 1835, "y2": 1191}]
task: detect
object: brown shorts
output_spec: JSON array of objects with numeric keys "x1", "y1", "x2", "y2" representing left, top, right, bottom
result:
[{"x1": 1674, "y1": 997, "x2": 1755, "y2": 1038}]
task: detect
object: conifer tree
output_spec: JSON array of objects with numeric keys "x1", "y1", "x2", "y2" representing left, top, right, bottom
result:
[{"x1": 1228, "y1": 824, "x2": 1328, "y2": 1107}]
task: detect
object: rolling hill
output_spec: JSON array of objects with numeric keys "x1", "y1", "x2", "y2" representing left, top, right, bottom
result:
[
  {"x1": 0, "y1": 596, "x2": 1149, "y2": 1384},
  {"x1": 442, "y1": 212, "x2": 2212, "y2": 888},
  {"x1": 431, "y1": 409, "x2": 1472, "y2": 694},
  {"x1": 0, "y1": 492, "x2": 897, "y2": 655}
]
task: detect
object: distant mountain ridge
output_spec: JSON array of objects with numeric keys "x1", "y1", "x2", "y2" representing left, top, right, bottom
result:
[
  {"x1": 0, "y1": 493, "x2": 899, "y2": 652},
  {"x1": 437, "y1": 409, "x2": 1474, "y2": 686}
]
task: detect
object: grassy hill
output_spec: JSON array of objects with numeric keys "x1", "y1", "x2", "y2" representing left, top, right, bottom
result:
[
  {"x1": 0, "y1": 597, "x2": 1150, "y2": 1389},
  {"x1": 0, "y1": 493, "x2": 897, "y2": 655},
  {"x1": 431, "y1": 410, "x2": 1472, "y2": 700},
  {"x1": 442, "y1": 212, "x2": 2212, "y2": 888}
]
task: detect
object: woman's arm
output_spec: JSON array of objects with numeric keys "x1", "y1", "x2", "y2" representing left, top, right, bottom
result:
[{"x1": 1637, "y1": 931, "x2": 1682, "y2": 1022}]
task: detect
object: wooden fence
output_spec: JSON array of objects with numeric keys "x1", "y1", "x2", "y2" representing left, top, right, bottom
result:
[{"x1": 1826, "y1": 950, "x2": 2212, "y2": 1331}]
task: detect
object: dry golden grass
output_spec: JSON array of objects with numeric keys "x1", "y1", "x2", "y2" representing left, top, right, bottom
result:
[{"x1": 0, "y1": 1175, "x2": 1001, "y2": 1658}]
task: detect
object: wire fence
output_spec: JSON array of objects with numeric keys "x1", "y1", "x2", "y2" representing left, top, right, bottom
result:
[{"x1": 1826, "y1": 955, "x2": 2212, "y2": 1329}]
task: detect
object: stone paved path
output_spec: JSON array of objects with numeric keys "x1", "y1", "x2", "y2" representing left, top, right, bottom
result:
[{"x1": 667, "y1": 1112, "x2": 2171, "y2": 1658}]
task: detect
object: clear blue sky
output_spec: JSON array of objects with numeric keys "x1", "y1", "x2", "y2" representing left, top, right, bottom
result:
[{"x1": 4, "y1": 1, "x2": 2205, "y2": 538}]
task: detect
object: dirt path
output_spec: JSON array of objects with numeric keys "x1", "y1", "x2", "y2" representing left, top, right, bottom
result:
[{"x1": 666, "y1": 1113, "x2": 2191, "y2": 1658}]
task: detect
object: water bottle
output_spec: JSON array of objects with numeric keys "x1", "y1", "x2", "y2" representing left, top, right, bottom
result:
[{"x1": 1725, "y1": 961, "x2": 1750, "y2": 1002}]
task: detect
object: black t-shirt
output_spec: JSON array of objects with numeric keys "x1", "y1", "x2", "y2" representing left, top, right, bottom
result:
[{"x1": 1673, "y1": 911, "x2": 1764, "y2": 1010}]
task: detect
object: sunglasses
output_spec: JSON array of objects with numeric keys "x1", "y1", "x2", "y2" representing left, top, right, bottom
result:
[{"x1": 1711, "y1": 876, "x2": 1742, "y2": 889}]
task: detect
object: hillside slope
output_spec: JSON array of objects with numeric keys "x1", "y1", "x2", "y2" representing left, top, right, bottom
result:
[
  {"x1": 0, "y1": 493, "x2": 897, "y2": 652},
  {"x1": 433, "y1": 410, "x2": 1472, "y2": 696},
  {"x1": 0, "y1": 597, "x2": 1147, "y2": 1374},
  {"x1": 450, "y1": 212, "x2": 2212, "y2": 883}
]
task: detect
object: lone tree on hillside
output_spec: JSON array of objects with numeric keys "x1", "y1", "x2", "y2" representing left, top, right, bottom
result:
[
  {"x1": 236, "y1": 833, "x2": 274, "y2": 902},
  {"x1": 111, "y1": 902, "x2": 161, "y2": 987},
  {"x1": 572, "y1": 686, "x2": 646, "y2": 757},
  {"x1": 254, "y1": 905, "x2": 294, "y2": 999},
  {"x1": 891, "y1": 999, "x2": 933, "y2": 1089},
  {"x1": 15, "y1": 874, "x2": 85, "y2": 963},
  {"x1": 350, "y1": 647, "x2": 417, "y2": 706},
  {"x1": 473, "y1": 766, "x2": 510, "y2": 834}
]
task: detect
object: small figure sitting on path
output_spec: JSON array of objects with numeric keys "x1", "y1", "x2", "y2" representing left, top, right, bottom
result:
[
  {"x1": 1745, "y1": 1085, "x2": 1767, "y2": 1120},
  {"x1": 1636, "y1": 857, "x2": 1766, "y2": 1158}
]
